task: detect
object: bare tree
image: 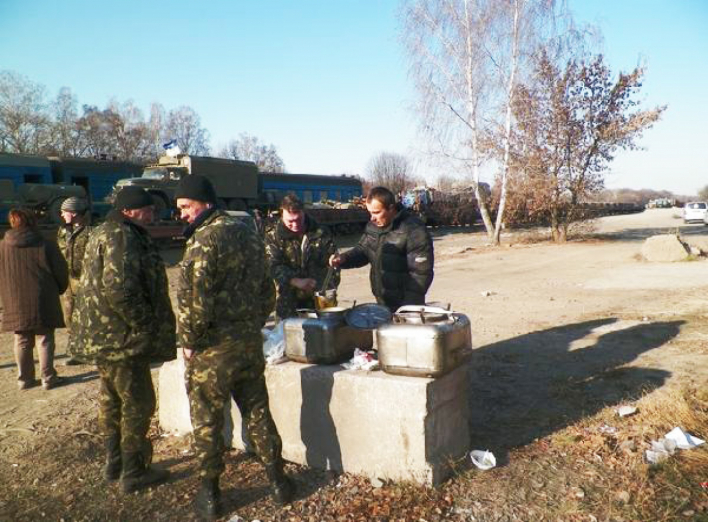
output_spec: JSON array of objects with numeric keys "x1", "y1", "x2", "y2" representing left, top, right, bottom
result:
[
  {"x1": 164, "y1": 106, "x2": 210, "y2": 156},
  {"x1": 509, "y1": 52, "x2": 665, "y2": 241},
  {"x1": 401, "y1": 0, "x2": 558, "y2": 244},
  {"x1": 107, "y1": 99, "x2": 151, "y2": 162},
  {"x1": 75, "y1": 105, "x2": 124, "y2": 159},
  {"x1": 366, "y1": 151, "x2": 416, "y2": 196},
  {"x1": 147, "y1": 102, "x2": 167, "y2": 160},
  {"x1": 50, "y1": 87, "x2": 85, "y2": 157},
  {"x1": 0, "y1": 70, "x2": 52, "y2": 154},
  {"x1": 219, "y1": 133, "x2": 286, "y2": 172},
  {"x1": 698, "y1": 186, "x2": 708, "y2": 202},
  {"x1": 435, "y1": 173, "x2": 457, "y2": 192}
]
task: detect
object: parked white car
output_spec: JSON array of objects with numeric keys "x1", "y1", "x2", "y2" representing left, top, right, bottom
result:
[{"x1": 682, "y1": 201, "x2": 708, "y2": 223}]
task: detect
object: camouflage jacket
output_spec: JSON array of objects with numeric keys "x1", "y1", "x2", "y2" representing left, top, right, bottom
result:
[
  {"x1": 177, "y1": 210, "x2": 275, "y2": 352},
  {"x1": 57, "y1": 223, "x2": 91, "y2": 280},
  {"x1": 264, "y1": 215, "x2": 339, "y2": 318},
  {"x1": 69, "y1": 210, "x2": 176, "y2": 364}
]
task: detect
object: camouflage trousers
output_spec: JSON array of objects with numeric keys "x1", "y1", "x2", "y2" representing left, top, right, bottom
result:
[
  {"x1": 185, "y1": 333, "x2": 283, "y2": 479},
  {"x1": 61, "y1": 277, "x2": 80, "y2": 333},
  {"x1": 97, "y1": 362, "x2": 156, "y2": 457}
]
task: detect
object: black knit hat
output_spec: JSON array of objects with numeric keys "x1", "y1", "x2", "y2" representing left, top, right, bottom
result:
[
  {"x1": 113, "y1": 186, "x2": 154, "y2": 210},
  {"x1": 174, "y1": 174, "x2": 217, "y2": 204}
]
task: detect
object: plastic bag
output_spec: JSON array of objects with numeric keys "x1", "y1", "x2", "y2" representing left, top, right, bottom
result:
[
  {"x1": 341, "y1": 348, "x2": 379, "y2": 371},
  {"x1": 262, "y1": 323, "x2": 286, "y2": 365},
  {"x1": 470, "y1": 450, "x2": 496, "y2": 470}
]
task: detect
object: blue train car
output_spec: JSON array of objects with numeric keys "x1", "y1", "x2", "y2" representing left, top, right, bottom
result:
[
  {"x1": 49, "y1": 157, "x2": 142, "y2": 217},
  {"x1": 258, "y1": 172, "x2": 363, "y2": 206},
  {"x1": 0, "y1": 153, "x2": 54, "y2": 186},
  {"x1": 0, "y1": 154, "x2": 55, "y2": 223}
]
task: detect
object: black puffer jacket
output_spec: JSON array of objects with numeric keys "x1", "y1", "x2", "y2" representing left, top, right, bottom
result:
[{"x1": 339, "y1": 209, "x2": 434, "y2": 311}]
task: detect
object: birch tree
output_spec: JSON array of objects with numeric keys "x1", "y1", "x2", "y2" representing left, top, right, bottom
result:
[{"x1": 401, "y1": 0, "x2": 556, "y2": 244}]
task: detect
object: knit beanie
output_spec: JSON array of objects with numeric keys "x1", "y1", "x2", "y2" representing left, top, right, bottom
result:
[
  {"x1": 60, "y1": 196, "x2": 88, "y2": 214},
  {"x1": 113, "y1": 186, "x2": 154, "y2": 210},
  {"x1": 174, "y1": 174, "x2": 217, "y2": 204}
]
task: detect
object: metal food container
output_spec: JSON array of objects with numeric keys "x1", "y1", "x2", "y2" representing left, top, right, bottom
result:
[
  {"x1": 284, "y1": 308, "x2": 374, "y2": 364},
  {"x1": 376, "y1": 307, "x2": 472, "y2": 377}
]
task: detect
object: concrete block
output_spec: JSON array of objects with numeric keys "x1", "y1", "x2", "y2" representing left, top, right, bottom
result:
[{"x1": 158, "y1": 357, "x2": 470, "y2": 486}]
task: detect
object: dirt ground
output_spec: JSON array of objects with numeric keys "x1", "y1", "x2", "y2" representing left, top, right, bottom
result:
[{"x1": 1, "y1": 208, "x2": 707, "y2": 521}]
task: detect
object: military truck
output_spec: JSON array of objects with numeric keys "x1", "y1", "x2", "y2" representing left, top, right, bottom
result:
[
  {"x1": 0, "y1": 154, "x2": 87, "y2": 225},
  {"x1": 113, "y1": 154, "x2": 259, "y2": 218}
]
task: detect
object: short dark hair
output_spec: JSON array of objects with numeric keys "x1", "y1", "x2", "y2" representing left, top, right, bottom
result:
[
  {"x1": 366, "y1": 186, "x2": 396, "y2": 208},
  {"x1": 8, "y1": 208, "x2": 37, "y2": 229},
  {"x1": 280, "y1": 193, "x2": 304, "y2": 212}
]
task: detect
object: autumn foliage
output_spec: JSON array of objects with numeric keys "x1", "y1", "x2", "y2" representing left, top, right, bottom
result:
[{"x1": 504, "y1": 52, "x2": 666, "y2": 241}]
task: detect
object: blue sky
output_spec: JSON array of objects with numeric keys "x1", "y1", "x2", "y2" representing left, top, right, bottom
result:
[{"x1": 1, "y1": 0, "x2": 706, "y2": 195}]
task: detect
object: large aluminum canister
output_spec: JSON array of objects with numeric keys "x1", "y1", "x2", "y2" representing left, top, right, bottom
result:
[
  {"x1": 284, "y1": 312, "x2": 373, "y2": 364},
  {"x1": 376, "y1": 308, "x2": 472, "y2": 377}
]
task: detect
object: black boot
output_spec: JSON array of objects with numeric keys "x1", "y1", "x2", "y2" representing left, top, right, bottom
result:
[
  {"x1": 265, "y1": 459, "x2": 294, "y2": 506},
  {"x1": 121, "y1": 451, "x2": 169, "y2": 494},
  {"x1": 104, "y1": 434, "x2": 122, "y2": 481},
  {"x1": 195, "y1": 477, "x2": 221, "y2": 520}
]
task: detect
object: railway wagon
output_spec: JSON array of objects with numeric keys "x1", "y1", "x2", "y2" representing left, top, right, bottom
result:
[
  {"x1": 258, "y1": 171, "x2": 363, "y2": 206},
  {"x1": 49, "y1": 157, "x2": 142, "y2": 217}
]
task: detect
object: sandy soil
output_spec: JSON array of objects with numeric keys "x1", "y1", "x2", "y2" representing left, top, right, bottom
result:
[{"x1": 1, "y1": 208, "x2": 706, "y2": 521}]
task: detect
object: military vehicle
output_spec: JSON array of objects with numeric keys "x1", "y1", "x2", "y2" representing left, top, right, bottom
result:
[
  {"x1": 113, "y1": 154, "x2": 259, "y2": 218},
  {"x1": 0, "y1": 154, "x2": 88, "y2": 224}
]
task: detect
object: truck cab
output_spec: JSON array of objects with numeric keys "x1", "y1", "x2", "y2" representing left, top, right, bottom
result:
[{"x1": 113, "y1": 154, "x2": 259, "y2": 220}]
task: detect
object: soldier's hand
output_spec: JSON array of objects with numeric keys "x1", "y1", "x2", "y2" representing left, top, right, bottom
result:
[
  {"x1": 329, "y1": 254, "x2": 343, "y2": 268},
  {"x1": 183, "y1": 347, "x2": 195, "y2": 360}
]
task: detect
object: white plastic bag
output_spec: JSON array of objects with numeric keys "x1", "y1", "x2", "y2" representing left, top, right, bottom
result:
[
  {"x1": 262, "y1": 323, "x2": 286, "y2": 365},
  {"x1": 341, "y1": 348, "x2": 379, "y2": 371},
  {"x1": 470, "y1": 450, "x2": 496, "y2": 470}
]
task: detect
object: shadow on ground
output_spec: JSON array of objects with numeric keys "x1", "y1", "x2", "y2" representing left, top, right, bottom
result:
[{"x1": 467, "y1": 317, "x2": 682, "y2": 465}]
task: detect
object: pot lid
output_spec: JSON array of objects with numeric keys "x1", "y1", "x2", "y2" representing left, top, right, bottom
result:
[{"x1": 345, "y1": 303, "x2": 392, "y2": 329}]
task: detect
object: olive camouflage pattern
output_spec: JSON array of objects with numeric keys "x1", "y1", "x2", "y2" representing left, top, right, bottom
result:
[
  {"x1": 98, "y1": 362, "x2": 155, "y2": 456},
  {"x1": 178, "y1": 209, "x2": 281, "y2": 478},
  {"x1": 57, "y1": 223, "x2": 91, "y2": 280},
  {"x1": 177, "y1": 210, "x2": 274, "y2": 350},
  {"x1": 185, "y1": 334, "x2": 282, "y2": 478},
  {"x1": 57, "y1": 224, "x2": 91, "y2": 331},
  {"x1": 264, "y1": 215, "x2": 339, "y2": 319},
  {"x1": 69, "y1": 210, "x2": 176, "y2": 364}
]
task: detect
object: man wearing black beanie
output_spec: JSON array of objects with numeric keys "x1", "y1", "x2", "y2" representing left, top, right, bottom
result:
[
  {"x1": 69, "y1": 185, "x2": 176, "y2": 493},
  {"x1": 175, "y1": 174, "x2": 293, "y2": 517}
]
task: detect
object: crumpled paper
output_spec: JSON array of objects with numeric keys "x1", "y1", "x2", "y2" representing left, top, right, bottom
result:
[
  {"x1": 664, "y1": 426, "x2": 705, "y2": 449},
  {"x1": 645, "y1": 426, "x2": 705, "y2": 464},
  {"x1": 341, "y1": 349, "x2": 379, "y2": 371}
]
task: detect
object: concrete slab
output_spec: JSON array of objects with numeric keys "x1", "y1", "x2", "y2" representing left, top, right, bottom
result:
[{"x1": 158, "y1": 355, "x2": 470, "y2": 486}]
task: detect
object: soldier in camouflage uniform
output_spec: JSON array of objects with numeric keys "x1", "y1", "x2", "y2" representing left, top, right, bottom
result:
[
  {"x1": 56, "y1": 196, "x2": 91, "y2": 366},
  {"x1": 175, "y1": 175, "x2": 293, "y2": 519},
  {"x1": 265, "y1": 194, "x2": 339, "y2": 319},
  {"x1": 70, "y1": 186, "x2": 176, "y2": 494}
]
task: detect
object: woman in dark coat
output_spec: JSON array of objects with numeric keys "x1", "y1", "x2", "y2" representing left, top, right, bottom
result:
[{"x1": 0, "y1": 209, "x2": 68, "y2": 390}]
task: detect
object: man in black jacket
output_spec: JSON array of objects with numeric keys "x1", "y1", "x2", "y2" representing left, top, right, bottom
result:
[{"x1": 330, "y1": 186, "x2": 434, "y2": 311}]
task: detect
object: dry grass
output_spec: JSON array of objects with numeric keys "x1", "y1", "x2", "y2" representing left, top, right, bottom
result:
[{"x1": 584, "y1": 385, "x2": 708, "y2": 521}]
